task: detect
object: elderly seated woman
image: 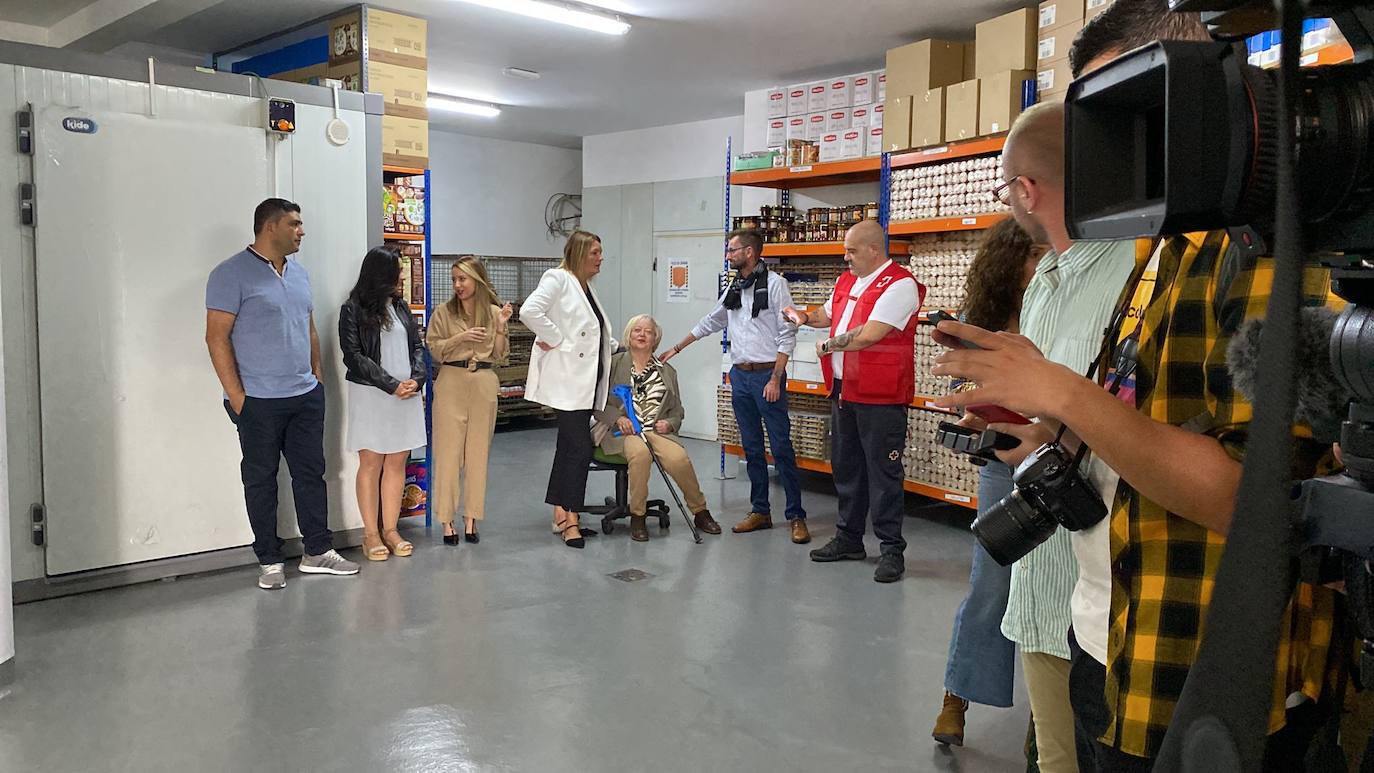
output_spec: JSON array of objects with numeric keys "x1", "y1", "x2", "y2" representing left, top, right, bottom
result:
[{"x1": 592, "y1": 314, "x2": 721, "y2": 542}]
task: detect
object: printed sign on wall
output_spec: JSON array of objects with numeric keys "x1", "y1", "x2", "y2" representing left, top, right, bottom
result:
[{"x1": 667, "y1": 259, "x2": 690, "y2": 303}]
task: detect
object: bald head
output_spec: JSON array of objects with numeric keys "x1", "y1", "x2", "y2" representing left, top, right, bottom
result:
[
  {"x1": 844, "y1": 219, "x2": 888, "y2": 277},
  {"x1": 1004, "y1": 102, "x2": 1066, "y2": 190}
]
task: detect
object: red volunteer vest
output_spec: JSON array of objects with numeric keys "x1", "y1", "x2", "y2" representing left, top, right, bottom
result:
[{"x1": 820, "y1": 261, "x2": 924, "y2": 405}]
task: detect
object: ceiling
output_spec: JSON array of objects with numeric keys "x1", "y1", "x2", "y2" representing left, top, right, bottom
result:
[{"x1": 0, "y1": 0, "x2": 1029, "y2": 148}]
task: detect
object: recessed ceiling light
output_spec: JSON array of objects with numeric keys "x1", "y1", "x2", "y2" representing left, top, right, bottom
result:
[
  {"x1": 427, "y1": 94, "x2": 502, "y2": 118},
  {"x1": 450, "y1": 0, "x2": 631, "y2": 36},
  {"x1": 502, "y1": 67, "x2": 542, "y2": 81}
]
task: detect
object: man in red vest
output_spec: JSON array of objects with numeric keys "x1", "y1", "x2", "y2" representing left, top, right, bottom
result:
[{"x1": 784, "y1": 219, "x2": 925, "y2": 582}]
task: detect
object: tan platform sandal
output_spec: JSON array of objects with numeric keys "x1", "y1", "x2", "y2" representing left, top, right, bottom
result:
[
  {"x1": 382, "y1": 529, "x2": 414, "y2": 557},
  {"x1": 363, "y1": 532, "x2": 389, "y2": 562}
]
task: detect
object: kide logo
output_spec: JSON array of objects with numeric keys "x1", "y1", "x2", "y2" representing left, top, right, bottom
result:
[{"x1": 62, "y1": 117, "x2": 97, "y2": 134}]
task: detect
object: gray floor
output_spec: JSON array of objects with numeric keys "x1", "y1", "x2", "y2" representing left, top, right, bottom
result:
[{"x1": 0, "y1": 425, "x2": 1030, "y2": 773}]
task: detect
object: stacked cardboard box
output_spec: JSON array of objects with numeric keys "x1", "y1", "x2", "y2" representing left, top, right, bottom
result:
[
  {"x1": 330, "y1": 8, "x2": 430, "y2": 168},
  {"x1": 766, "y1": 69, "x2": 885, "y2": 160},
  {"x1": 966, "y1": 8, "x2": 1038, "y2": 141},
  {"x1": 1037, "y1": 0, "x2": 1085, "y2": 102},
  {"x1": 884, "y1": 39, "x2": 968, "y2": 151}
]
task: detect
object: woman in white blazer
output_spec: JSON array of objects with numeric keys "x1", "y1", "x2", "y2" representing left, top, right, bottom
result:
[{"x1": 521, "y1": 230, "x2": 615, "y2": 548}]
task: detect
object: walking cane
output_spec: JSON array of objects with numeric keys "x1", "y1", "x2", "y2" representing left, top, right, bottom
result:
[{"x1": 612, "y1": 384, "x2": 702, "y2": 543}]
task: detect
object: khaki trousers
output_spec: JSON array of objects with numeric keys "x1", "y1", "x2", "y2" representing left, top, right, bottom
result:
[
  {"x1": 1022, "y1": 651, "x2": 1079, "y2": 773},
  {"x1": 431, "y1": 366, "x2": 499, "y2": 523},
  {"x1": 621, "y1": 433, "x2": 707, "y2": 517}
]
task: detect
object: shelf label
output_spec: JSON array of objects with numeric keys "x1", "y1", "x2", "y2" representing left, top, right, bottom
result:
[
  {"x1": 804, "y1": 383, "x2": 821, "y2": 390},
  {"x1": 944, "y1": 493, "x2": 973, "y2": 504},
  {"x1": 921, "y1": 146, "x2": 949, "y2": 156},
  {"x1": 789, "y1": 165, "x2": 813, "y2": 174},
  {"x1": 961, "y1": 217, "x2": 977, "y2": 225},
  {"x1": 923, "y1": 400, "x2": 944, "y2": 411},
  {"x1": 1300, "y1": 52, "x2": 1318, "y2": 66}
]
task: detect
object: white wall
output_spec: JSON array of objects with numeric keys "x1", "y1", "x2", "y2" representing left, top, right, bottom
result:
[
  {"x1": 583, "y1": 115, "x2": 741, "y2": 189},
  {"x1": 428, "y1": 130, "x2": 582, "y2": 258}
]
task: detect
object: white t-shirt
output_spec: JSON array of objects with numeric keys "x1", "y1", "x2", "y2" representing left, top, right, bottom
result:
[
  {"x1": 822, "y1": 260, "x2": 920, "y2": 373},
  {"x1": 1072, "y1": 456, "x2": 1118, "y2": 665}
]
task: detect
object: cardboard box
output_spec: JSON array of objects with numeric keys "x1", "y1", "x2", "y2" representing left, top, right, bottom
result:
[
  {"x1": 270, "y1": 63, "x2": 328, "y2": 86},
  {"x1": 841, "y1": 129, "x2": 864, "y2": 158},
  {"x1": 829, "y1": 76, "x2": 854, "y2": 108},
  {"x1": 766, "y1": 118, "x2": 786, "y2": 147},
  {"x1": 1039, "y1": 0, "x2": 1085, "y2": 33},
  {"x1": 883, "y1": 95, "x2": 913, "y2": 152},
  {"x1": 944, "y1": 79, "x2": 980, "y2": 142},
  {"x1": 980, "y1": 70, "x2": 1035, "y2": 135},
  {"x1": 819, "y1": 133, "x2": 843, "y2": 162},
  {"x1": 787, "y1": 84, "x2": 809, "y2": 115},
  {"x1": 911, "y1": 88, "x2": 945, "y2": 148},
  {"x1": 808, "y1": 81, "x2": 829, "y2": 113},
  {"x1": 1085, "y1": 0, "x2": 1113, "y2": 20},
  {"x1": 886, "y1": 40, "x2": 967, "y2": 103},
  {"x1": 826, "y1": 108, "x2": 851, "y2": 132},
  {"x1": 1037, "y1": 57, "x2": 1074, "y2": 98},
  {"x1": 382, "y1": 115, "x2": 428, "y2": 167},
  {"x1": 767, "y1": 88, "x2": 787, "y2": 119},
  {"x1": 365, "y1": 7, "x2": 428, "y2": 67},
  {"x1": 327, "y1": 62, "x2": 363, "y2": 92},
  {"x1": 786, "y1": 116, "x2": 808, "y2": 142},
  {"x1": 1038, "y1": 20, "x2": 1084, "y2": 63},
  {"x1": 806, "y1": 112, "x2": 828, "y2": 141},
  {"x1": 366, "y1": 60, "x2": 428, "y2": 120},
  {"x1": 850, "y1": 105, "x2": 873, "y2": 129},
  {"x1": 877, "y1": 70, "x2": 887, "y2": 101},
  {"x1": 976, "y1": 8, "x2": 1038, "y2": 77},
  {"x1": 852, "y1": 72, "x2": 877, "y2": 105},
  {"x1": 964, "y1": 43, "x2": 977, "y2": 80},
  {"x1": 872, "y1": 101, "x2": 884, "y2": 130},
  {"x1": 866, "y1": 125, "x2": 884, "y2": 156},
  {"x1": 328, "y1": 11, "x2": 362, "y2": 64}
]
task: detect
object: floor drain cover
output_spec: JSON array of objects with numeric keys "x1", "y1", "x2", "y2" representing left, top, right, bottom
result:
[{"x1": 608, "y1": 568, "x2": 654, "y2": 582}]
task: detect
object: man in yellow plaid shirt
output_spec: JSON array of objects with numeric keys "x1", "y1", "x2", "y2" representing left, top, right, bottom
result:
[{"x1": 933, "y1": 3, "x2": 1349, "y2": 770}]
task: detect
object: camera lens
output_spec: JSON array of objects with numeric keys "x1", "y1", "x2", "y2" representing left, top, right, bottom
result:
[{"x1": 972, "y1": 487, "x2": 1058, "y2": 566}]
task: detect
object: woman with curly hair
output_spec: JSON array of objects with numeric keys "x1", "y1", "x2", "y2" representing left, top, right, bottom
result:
[{"x1": 932, "y1": 217, "x2": 1044, "y2": 746}]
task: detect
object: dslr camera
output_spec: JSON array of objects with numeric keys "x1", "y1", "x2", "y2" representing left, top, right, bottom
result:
[{"x1": 972, "y1": 442, "x2": 1107, "y2": 566}]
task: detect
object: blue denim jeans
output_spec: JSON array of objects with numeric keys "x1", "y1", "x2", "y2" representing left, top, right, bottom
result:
[
  {"x1": 729, "y1": 366, "x2": 805, "y2": 520},
  {"x1": 942, "y1": 461, "x2": 1017, "y2": 707}
]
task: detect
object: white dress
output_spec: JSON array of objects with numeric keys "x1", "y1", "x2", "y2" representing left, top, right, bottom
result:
[{"x1": 346, "y1": 306, "x2": 427, "y2": 453}]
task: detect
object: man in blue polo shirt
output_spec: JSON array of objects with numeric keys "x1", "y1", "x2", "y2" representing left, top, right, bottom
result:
[{"x1": 205, "y1": 198, "x2": 358, "y2": 590}]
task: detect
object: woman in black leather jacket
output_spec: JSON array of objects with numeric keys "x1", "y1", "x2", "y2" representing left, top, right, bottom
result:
[{"x1": 339, "y1": 245, "x2": 428, "y2": 560}]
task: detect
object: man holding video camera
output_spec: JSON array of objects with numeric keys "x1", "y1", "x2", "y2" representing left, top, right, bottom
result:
[{"x1": 933, "y1": 2, "x2": 1345, "y2": 770}]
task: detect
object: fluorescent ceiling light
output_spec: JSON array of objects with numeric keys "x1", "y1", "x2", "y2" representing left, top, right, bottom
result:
[
  {"x1": 428, "y1": 94, "x2": 502, "y2": 118},
  {"x1": 451, "y1": 0, "x2": 631, "y2": 36}
]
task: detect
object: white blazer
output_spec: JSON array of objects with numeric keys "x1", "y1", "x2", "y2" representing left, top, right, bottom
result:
[{"x1": 521, "y1": 268, "x2": 615, "y2": 412}]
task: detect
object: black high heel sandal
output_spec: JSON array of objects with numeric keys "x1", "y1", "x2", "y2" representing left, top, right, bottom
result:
[
  {"x1": 556, "y1": 520, "x2": 585, "y2": 549},
  {"x1": 465, "y1": 525, "x2": 480, "y2": 544},
  {"x1": 443, "y1": 525, "x2": 460, "y2": 546}
]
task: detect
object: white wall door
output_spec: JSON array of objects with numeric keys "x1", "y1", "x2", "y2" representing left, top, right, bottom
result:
[
  {"x1": 33, "y1": 108, "x2": 272, "y2": 575},
  {"x1": 651, "y1": 231, "x2": 725, "y2": 440}
]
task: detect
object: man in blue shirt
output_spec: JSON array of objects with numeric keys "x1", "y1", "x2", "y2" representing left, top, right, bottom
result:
[
  {"x1": 205, "y1": 198, "x2": 358, "y2": 590},
  {"x1": 661, "y1": 229, "x2": 809, "y2": 544}
]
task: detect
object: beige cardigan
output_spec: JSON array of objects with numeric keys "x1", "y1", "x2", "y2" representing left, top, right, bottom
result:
[{"x1": 591, "y1": 352, "x2": 687, "y2": 455}]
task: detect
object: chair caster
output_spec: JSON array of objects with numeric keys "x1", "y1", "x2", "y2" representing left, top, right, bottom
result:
[{"x1": 602, "y1": 516, "x2": 615, "y2": 534}]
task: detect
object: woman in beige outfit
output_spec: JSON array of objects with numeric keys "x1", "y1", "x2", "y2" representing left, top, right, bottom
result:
[{"x1": 426, "y1": 256, "x2": 512, "y2": 544}]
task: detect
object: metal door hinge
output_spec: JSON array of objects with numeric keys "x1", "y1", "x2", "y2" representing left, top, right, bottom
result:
[
  {"x1": 30, "y1": 503, "x2": 44, "y2": 546},
  {"x1": 19, "y1": 182, "x2": 34, "y2": 226},
  {"x1": 15, "y1": 109, "x2": 32, "y2": 155}
]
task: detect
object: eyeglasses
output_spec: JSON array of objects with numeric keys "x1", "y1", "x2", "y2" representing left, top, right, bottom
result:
[
  {"x1": 991, "y1": 175, "x2": 1025, "y2": 205},
  {"x1": 725, "y1": 246, "x2": 745, "y2": 255}
]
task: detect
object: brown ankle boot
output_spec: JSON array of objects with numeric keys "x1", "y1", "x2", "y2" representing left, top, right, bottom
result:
[
  {"x1": 932, "y1": 691, "x2": 969, "y2": 746},
  {"x1": 629, "y1": 515, "x2": 649, "y2": 542}
]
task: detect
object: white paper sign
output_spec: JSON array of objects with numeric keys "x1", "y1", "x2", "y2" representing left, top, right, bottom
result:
[{"x1": 666, "y1": 259, "x2": 690, "y2": 303}]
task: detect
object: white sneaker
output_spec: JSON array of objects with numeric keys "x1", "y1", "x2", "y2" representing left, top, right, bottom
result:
[
  {"x1": 298, "y1": 549, "x2": 360, "y2": 576},
  {"x1": 258, "y1": 563, "x2": 286, "y2": 590}
]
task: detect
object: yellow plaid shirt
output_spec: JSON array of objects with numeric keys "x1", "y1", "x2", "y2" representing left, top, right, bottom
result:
[{"x1": 1102, "y1": 230, "x2": 1344, "y2": 758}]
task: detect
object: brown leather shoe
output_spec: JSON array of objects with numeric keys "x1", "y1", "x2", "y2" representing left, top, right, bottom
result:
[
  {"x1": 732, "y1": 512, "x2": 773, "y2": 533},
  {"x1": 932, "y1": 691, "x2": 968, "y2": 746},
  {"x1": 693, "y1": 510, "x2": 722, "y2": 535},
  {"x1": 790, "y1": 519, "x2": 811, "y2": 544},
  {"x1": 629, "y1": 515, "x2": 649, "y2": 542}
]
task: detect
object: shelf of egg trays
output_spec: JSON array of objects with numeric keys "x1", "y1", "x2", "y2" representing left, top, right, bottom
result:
[
  {"x1": 904, "y1": 408, "x2": 980, "y2": 497},
  {"x1": 716, "y1": 386, "x2": 832, "y2": 461},
  {"x1": 777, "y1": 259, "x2": 847, "y2": 307},
  {"x1": 914, "y1": 324, "x2": 948, "y2": 399},
  {"x1": 908, "y1": 230, "x2": 981, "y2": 311},
  {"x1": 890, "y1": 154, "x2": 1009, "y2": 221}
]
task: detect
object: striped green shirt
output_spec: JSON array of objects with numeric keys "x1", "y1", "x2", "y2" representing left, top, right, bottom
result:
[{"x1": 998, "y1": 239, "x2": 1136, "y2": 658}]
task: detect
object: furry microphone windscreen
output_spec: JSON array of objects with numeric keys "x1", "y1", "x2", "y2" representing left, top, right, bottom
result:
[{"x1": 1227, "y1": 306, "x2": 1351, "y2": 444}]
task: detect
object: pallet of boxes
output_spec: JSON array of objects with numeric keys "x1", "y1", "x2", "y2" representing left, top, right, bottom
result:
[
  {"x1": 1036, "y1": 0, "x2": 1115, "y2": 102},
  {"x1": 327, "y1": 7, "x2": 430, "y2": 169},
  {"x1": 753, "y1": 67, "x2": 886, "y2": 169}
]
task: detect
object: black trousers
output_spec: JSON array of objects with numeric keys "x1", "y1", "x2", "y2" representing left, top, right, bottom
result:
[
  {"x1": 830, "y1": 382, "x2": 908, "y2": 556},
  {"x1": 1068, "y1": 632, "x2": 1332, "y2": 772},
  {"x1": 546, "y1": 409, "x2": 594, "y2": 510},
  {"x1": 224, "y1": 383, "x2": 332, "y2": 565}
]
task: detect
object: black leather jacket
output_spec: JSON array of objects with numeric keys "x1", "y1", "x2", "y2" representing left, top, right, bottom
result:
[{"x1": 338, "y1": 297, "x2": 427, "y2": 394}]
